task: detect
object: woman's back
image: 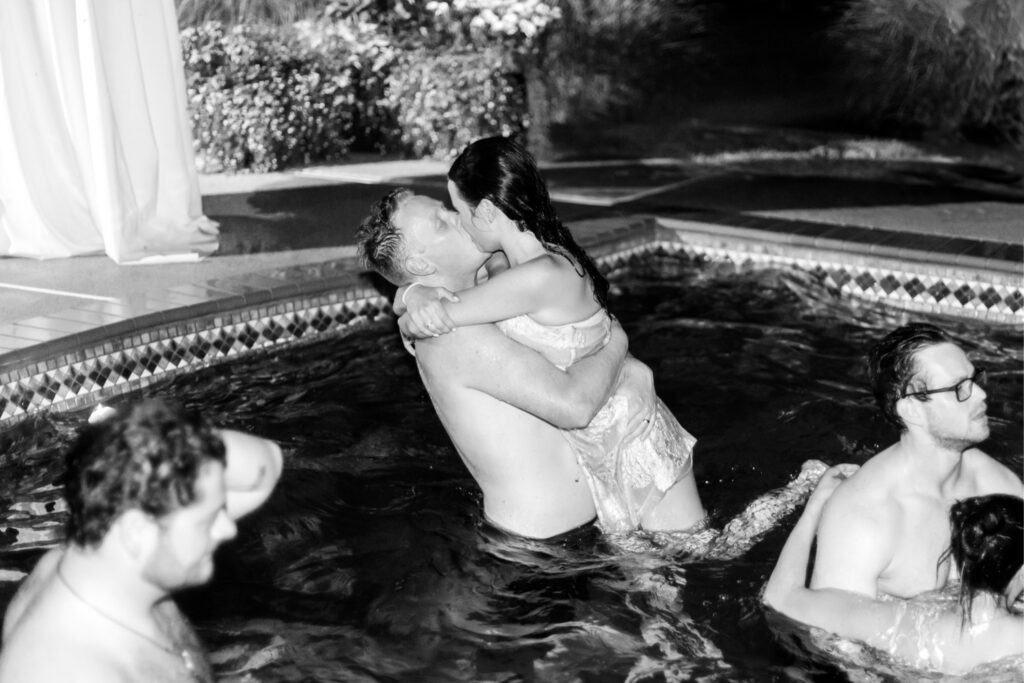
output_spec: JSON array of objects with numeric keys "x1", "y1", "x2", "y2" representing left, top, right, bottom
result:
[{"x1": 877, "y1": 590, "x2": 1023, "y2": 674}]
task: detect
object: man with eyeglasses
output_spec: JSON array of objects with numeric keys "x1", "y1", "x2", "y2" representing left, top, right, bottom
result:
[{"x1": 809, "y1": 322, "x2": 1023, "y2": 600}]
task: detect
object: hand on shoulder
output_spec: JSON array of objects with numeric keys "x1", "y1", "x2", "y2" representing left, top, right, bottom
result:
[{"x1": 806, "y1": 463, "x2": 860, "y2": 511}]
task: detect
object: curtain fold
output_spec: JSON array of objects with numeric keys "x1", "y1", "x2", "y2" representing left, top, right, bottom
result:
[{"x1": 0, "y1": 0, "x2": 217, "y2": 264}]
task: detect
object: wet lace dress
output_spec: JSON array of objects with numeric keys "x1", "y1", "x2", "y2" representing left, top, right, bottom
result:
[{"x1": 496, "y1": 309, "x2": 697, "y2": 532}]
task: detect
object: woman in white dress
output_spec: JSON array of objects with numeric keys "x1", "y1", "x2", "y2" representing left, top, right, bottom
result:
[{"x1": 0, "y1": 0, "x2": 217, "y2": 263}]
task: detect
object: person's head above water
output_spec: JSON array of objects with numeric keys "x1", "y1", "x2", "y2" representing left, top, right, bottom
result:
[
  {"x1": 868, "y1": 322, "x2": 988, "y2": 443},
  {"x1": 64, "y1": 398, "x2": 226, "y2": 548},
  {"x1": 356, "y1": 188, "x2": 487, "y2": 287},
  {"x1": 446, "y1": 135, "x2": 610, "y2": 310},
  {"x1": 949, "y1": 494, "x2": 1024, "y2": 621}
]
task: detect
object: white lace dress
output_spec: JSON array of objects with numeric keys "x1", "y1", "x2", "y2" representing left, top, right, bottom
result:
[{"x1": 497, "y1": 309, "x2": 697, "y2": 532}]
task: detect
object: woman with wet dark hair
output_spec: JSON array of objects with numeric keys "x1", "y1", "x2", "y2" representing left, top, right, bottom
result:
[
  {"x1": 950, "y1": 493, "x2": 1024, "y2": 622},
  {"x1": 765, "y1": 466, "x2": 1023, "y2": 675}
]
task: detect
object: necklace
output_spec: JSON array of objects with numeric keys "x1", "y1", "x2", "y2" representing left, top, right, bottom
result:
[{"x1": 56, "y1": 563, "x2": 198, "y2": 679}]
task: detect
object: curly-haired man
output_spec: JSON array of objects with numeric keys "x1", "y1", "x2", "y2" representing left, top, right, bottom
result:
[{"x1": 0, "y1": 399, "x2": 283, "y2": 683}]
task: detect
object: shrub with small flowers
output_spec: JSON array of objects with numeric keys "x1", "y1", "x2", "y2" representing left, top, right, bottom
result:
[
  {"x1": 374, "y1": 0, "x2": 559, "y2": 157},
  {"x1": 324, "y1": 0, "x2": 552, "y2": 158},
  {"x1": 179, "y1": 0, "x2": 702, "y2": 169},
  {"x1": 422, "y1": 0, "x2": 561, "y2": 51},
  {"x1": 181, "y1": 21, "x2": 399, "y2": 173},
  {"x1": 383, "y1": 46, "x2": 528, "y2": 158}
]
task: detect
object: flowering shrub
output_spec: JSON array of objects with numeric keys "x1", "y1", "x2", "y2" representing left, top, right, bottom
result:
[
  {"x1": 181, "y1": 22, "x2": 400, "y2": 173},
  {"x1": 422, "y1": 0, "x2": 561, "y2": 49},
  {"x1": 292, "y1": 18, "x2": 402, "y2": 153},
  {"x1": 179, "y1": 1, "x2": 700, "y2": 169},
  {"x1": 834, "y1": 0, "x2": 1024, "y2": 147},
  {"x1": 383, "y1": 47, "x2": 528, "y2": 158}
]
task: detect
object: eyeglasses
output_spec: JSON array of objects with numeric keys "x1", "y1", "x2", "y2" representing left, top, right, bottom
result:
[{"x1": 901, "y1": 369, "x2": 987, "y2": 403}]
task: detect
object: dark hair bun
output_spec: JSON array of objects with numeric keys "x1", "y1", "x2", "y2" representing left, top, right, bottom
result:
[{"x1": 952, "y1": 499, "x2": 1005, "y2": 560}]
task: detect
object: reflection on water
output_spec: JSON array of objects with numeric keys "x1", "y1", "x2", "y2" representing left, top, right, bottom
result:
[{"x1": 1, "y1": 254, "x2": 1021, "y2": 681}]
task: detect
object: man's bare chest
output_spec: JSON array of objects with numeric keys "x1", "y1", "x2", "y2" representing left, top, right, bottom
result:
[{"x1": 878, "y1": 503, "x2": 953, "y2": 598}]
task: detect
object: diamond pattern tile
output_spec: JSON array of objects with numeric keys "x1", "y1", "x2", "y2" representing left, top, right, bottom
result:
[
  {"x1": 1005, "y1": 290, "x2": 1024, "y2": 312},
  {"x1": 978, "y1": 287, "x2": 1002, "y2": 307},
  {"x1": 953, "y1": 285, "x2": 977, "y2": 305},
  {"x1": 854, "y1": 272, "x2": 877, "y2": 290},
  {"x1": 927, "y1": 281, "x2": 952, "y2": 302},
  {"x1": 1, "y1": 234, "x2": 1020, "y2": 428},
  {"x1": 904, "y1": 278, "x2": 926, "y2": 299},
  {"x1": 0, "y1": 292, "x2": 391, "y2": 425}
]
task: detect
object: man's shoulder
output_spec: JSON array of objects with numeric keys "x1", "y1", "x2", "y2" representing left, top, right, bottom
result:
[
  {"x1": 0, "y1": 610, "x2": 120, "y2": 683},
  {"x1": 0, "y1": 654, "x2": 123, "y2": 683},
  {"x1": 2, "y1": 547, "x2": 63, "y2": 639},
  {"x1": 810, "y1": 464, "x2": 900, "y2": 594},
  {"x1": 962, "y1": 448, "x2": 1024, "y2": 493},
  {"x1": 817, "y1": 467, "x2": 895, "y2": 535}
]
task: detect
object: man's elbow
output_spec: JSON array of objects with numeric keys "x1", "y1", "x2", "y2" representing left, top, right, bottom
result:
[{"x1": 562, "y1": 395, "x2": 603, "y2": 428}]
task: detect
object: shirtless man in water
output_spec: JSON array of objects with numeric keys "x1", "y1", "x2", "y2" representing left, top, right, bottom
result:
[
  {"x1": 0, "y1": 399, "x2": 283, "y2": 682},
  {"x1": 811, "y1": 323, "x2": 1023, "y2": 599}
]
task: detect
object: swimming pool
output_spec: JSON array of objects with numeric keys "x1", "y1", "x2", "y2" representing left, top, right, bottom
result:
[{"x1": 1, "y1": 252, "x2": 1021, "y2": 681}]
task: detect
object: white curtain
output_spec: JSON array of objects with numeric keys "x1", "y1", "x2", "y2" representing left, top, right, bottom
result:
[{"x1": 0, "y1": 0, "x2": 217, "y2": 264}]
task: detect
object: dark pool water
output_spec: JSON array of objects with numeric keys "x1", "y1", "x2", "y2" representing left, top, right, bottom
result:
[{"x1": 1, "y1": 253, "x2": 1021, "y2": 682}]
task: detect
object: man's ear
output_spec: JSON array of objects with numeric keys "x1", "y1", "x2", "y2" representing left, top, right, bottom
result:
[
  {"x1": 895, "y1": 395, "x2": 923, "y2": 430},
  {"x1": 405, "y1": 254, "x2": 435, "y2": 277},
  {"x1": 113, "y1": 509, "x2": 158, "y2": 561}
]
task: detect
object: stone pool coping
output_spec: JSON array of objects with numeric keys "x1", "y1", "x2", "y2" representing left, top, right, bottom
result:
[{"x1": 1, "y1": 209, "x2": 1021, "y2": 428}]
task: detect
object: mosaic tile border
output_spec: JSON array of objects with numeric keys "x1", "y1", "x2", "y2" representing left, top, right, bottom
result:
[
  {"x1": 0, "y1": 289, "x2": 390, "y2": 427},
  {"x1": 652, "y1": 216, "x2": 1022, "y2": 324},
  {"x1": 1, "y1": 215, "x2": 1020, "y2": 429}
]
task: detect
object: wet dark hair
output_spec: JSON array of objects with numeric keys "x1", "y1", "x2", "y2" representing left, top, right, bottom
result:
[
  {"x1": 356, "y1": 187, "x2": 413, "y2": 286},
  {"x1": 946, "y1": 494, "x2": 1023, "y2": 624},
  {"x1": 64, "y1": 399, "x2": 225, "y2": 547},
  {"x1": 447, "y1": 136, "x2": 609, "y2": 310},
  {"x1": 868, "y1": 322, "x2": 954, "y2": 431}
]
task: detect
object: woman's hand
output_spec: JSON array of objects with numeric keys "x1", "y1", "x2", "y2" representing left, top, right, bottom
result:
[
  {"x1": 617, "y1": 358, "x2": 656, "y2": 439},
  {"x1": 805, "y1": 463, "x2": 859, "y2": 512},
  {"x1": 398, "y1": 284, "x2": 460, "y2": 338}
]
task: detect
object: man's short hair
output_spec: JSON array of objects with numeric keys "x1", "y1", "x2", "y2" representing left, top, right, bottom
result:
[
  {"x1": 356, "y1": 188, "x2": 413, "y2": 285},
  {"x1": 64, "y1": 399, "x2": 226, "y2": 547},
  {"x1": 868, "y1": 322, "x2": 955, "y2": 431}
]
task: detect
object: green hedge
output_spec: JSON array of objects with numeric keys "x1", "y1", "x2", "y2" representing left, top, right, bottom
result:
[
  {"x1": 834, "y1": 0, "x2": 1024, "y2": 147},
  {"x1": 179, "y1": 1, "x2": 700, "y2": 172},
  {"x1": 182, "y1": 22, "x2": 397, "y2": 173},
  {"x1": 383, "y1": 47, "x2": 528, "y2": 159},
  {"x1": 181, "y1": 21, "x2": 528, "y2": 171}
]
